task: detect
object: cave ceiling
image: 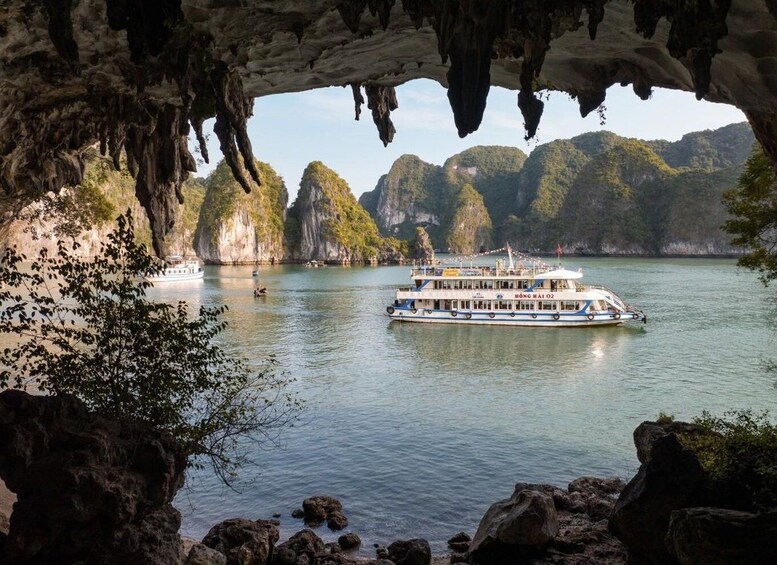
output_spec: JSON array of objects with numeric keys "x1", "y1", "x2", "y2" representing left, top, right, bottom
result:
[{"x1": 1, "y1": 0, "x2": 777, "y2": 254}]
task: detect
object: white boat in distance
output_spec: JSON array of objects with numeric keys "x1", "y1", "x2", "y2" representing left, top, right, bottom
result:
[
  {"x1": 386, "y1": 245, "x2": 646, "y2": 327},
  {"x1": 145, "y1": 256, "x2": 204, "y2": 282}
]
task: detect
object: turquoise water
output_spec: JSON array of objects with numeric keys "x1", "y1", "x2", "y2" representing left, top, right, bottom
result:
[{"x1": 157, "y1": 258, "x2": 777, "y2": 552}]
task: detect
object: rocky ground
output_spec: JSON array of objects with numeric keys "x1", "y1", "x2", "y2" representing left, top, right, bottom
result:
[{"x1": 2, "y1": 390, "x2": 777, "y2": 564}]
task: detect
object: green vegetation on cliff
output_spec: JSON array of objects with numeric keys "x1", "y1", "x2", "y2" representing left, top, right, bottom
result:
[
  {"x1": 561, "y1": 140, "x2": 672, "y2": 252},
  {"x1": 195, "y1": 159, "x2": 288, "y2": 251},
  {"x1": 294, "y1": 161, "x2": 396, "y2": 261},
  {"x1": 445, "y1": 184, "x2": 493, "y2": 253},
  {"x1": 443, "y1": 146, "x2": 526, "y2": 234},
  {"x1": 648, "y1": 122, "x2": 754, "y2": 171},
  {"x1": 365, "y1": 123, "x2": 752, "y2": 255}
]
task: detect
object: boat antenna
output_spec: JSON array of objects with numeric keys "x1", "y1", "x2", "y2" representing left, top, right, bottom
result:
[{"x1": 506, "y1": 242, "x2": 515, "y2": 271}]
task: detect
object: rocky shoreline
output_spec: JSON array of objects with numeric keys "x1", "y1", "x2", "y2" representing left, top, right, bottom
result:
[{"x1": 1, "y1": 391, "x2": 775, "y2": 564}]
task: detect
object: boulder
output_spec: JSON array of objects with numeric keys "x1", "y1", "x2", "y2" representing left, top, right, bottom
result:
[
  {"x1": 468, "y1": 488, "x2": 558, "y2": 563},
  {"x1": 609, "y1": 433, "x2": 706, "y2": 563},
  {"x1": 272, "y1": 529, "x2": 324, "y2": 564},
  {"x1": 633, "y1": 420, "x2": 714, "y2": 464},
  {"x1": 327, "y1": 511, "x2": 348, "y2": 531},
  {"x1": 202, "y1": 518, "x2": 280, "y2": 565},
  {"x1": 467, "y1": 479, "x2": 628, "y2": 564},
  {"x1": 568, "y1": 477, "x2": 625, "y2": 521},
  {"x1": 0, "y1": 390, "x2": 187, "y2": 565},
  {"x1": 337, "y1": 533, "x2": 361, "y2": 551},
  {"x1": 186, "y1": 543, "x2": 228, "y2": 565},
  {"x1": 301, "y1": 496, "x2": 347, "y2": 530},
  {"x1": 666, "y1": 507, "x2": 777, "y2": 565},
  {"x1": 447, "y1": 531, "x2": 471, "y2": 553},
  {"x1": 386, "y1": 538, "x2": 432, "y2": 565}
]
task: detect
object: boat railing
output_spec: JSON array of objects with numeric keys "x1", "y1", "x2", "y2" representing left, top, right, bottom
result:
[
  {"x1": 411, "y1": 265, "x2": 555, "y2": 278},
  {"x1": 583, "y1": 284, "x2": 628, "y2": 310}
]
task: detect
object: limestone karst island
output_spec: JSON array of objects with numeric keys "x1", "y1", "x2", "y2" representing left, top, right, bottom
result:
[{"x1": 1, "y1": 2, "x2": 777, "y2": 565}]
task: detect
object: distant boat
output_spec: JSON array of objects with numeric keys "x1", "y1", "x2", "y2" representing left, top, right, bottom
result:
[
  {"x1": 305, "y1": 260, "x2": 325, "y2": 268},
  {"x1": 252, "y1": 270, "x2": 260, "y2": 276},
  {"x1": 253, "y1": 286, "x2": 268, "y2": 297},
  {"x1": 145, "y1": 256, "x2": 204, "y2": 282}
]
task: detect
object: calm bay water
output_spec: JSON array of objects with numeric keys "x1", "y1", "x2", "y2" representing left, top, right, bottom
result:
[{"x1": 155, "y1": 257, "x2": 777, "y2": 552}]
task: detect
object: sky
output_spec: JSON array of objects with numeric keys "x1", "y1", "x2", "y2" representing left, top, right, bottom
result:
[{"x1": 191, "y1": 79, "x2": 747, "y2": 201}]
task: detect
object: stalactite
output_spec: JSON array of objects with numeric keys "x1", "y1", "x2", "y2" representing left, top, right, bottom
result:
[
  {"x1": 350, "y1": 83, "x2": 365, "y2": 121},
  {"x1": 444, "y1": 1, "x2": 510, "y2": 138},
  {"x1": 191, "y1": 116, "x2": 209, "y2": 164},
  {"x1": 337, "y1": 0, "x2": 369, "y2": 33},
  {"x1": 365, "y1": 84, "x2": 398, "y2": 146},
  {"x1": 585, "y1": 0, "x2": 606, "y2": 40},
  {"x1": 573, "y1": 89, "x2": 607, "y2": 118},
  {"x1": 632, "y1": 0, "x2": 731, "y2": 100},
  {"x1": 41, "y1": 0, "x2": 79, "y2": 64},
  {"x1": 400, "y1": 0, "x2": 427, "y2": 28},
  {"x1": 123, "y1": 104, "x2": 196, "y2": 257},
  {"x1": 367, "y1": 0, "x2": 396, "y2": 29},
  {"x1": 105, "y1": 0, "x2": 184, "y2": 65},
  {"x1": 211, "y1": 62, "x2": 262, "y2": 194}
]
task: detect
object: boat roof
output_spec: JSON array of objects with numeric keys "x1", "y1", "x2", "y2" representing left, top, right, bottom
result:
[{"x1": 534, "y1": 268, "x2": 583, "y2": 280}]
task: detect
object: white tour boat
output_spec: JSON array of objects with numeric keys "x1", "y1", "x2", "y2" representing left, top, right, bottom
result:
[
  {"x1": 145, "y1": 256, "x2": 204, "y2": 282},
  {"x1": 386, "y1": 245, "x2": 645, "y2": 327}
]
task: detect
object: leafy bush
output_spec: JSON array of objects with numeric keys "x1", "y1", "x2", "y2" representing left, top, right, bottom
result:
[
  {"x1": 0, "y1": 212, "x2": 300, "y2": 485},
  {"x1": 655, "y1": 411, "x2": 675, "y2": 424},
  {"x1": 682, "y1": 410, "x2": 777, "y2": 509},
  {"x1": 723, "y1": 144, "x2": 777, "y2": 284}
]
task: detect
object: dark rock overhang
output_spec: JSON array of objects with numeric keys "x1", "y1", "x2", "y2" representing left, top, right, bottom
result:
[{"x1": 1, "y1": 0, "x2": 775, "y2": 255}]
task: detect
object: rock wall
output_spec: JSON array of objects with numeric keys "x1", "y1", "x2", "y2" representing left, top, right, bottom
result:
[
  {"x1": 289, "y1": 161, "x2": 396, "y2": 264},
  {"x1": 0, "y1": 391, "x2": 187, "y2": 565},
  {"x1": 194, "y1": 160, "x2": 288, "y2": 264}
]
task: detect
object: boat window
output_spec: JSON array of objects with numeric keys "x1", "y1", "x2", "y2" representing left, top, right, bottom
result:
[
  {"x1": 561, "y1": 301, "x2": 580, "y2": 311},
  {"x1": 460, "y1": 300, "x2": 471, "y2": 309},
  {"x1": 550, "y1": 280, "x2": 558, "y2": 291},
  {"x1": 484, "y1": 280, "x2": 494, "y2": 289},
  {"x1": 538, "y1": 301, "x2": 556, "y2": 311},
  {"x1": 443, "y1": 300, "x2": 452, "y2": 310},
  {"x1": 518, "y1": 301, "x2": 534, "y2": 310},
  {"x1": 434, "y1": 281, "x2": 442, "y2": 289},
  {"x1": 463, "y1": 280, "x2": 473, "y2": 289},
  {"x1": 454, "y1": 280, "x2": 463, "y2": 289},
  {"x1": 474, "y1": 300, "x2": 488, "y2": 310},
  {"x1": 497, "y1": 300, "x2": 511, "y2": 310}
]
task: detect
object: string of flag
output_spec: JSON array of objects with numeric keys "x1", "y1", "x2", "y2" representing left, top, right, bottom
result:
[{"x1": 441, "y1": 245, "x2": 554, "y2": 269}]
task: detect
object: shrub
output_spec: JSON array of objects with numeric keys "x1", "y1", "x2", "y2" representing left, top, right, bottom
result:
[
  {"x1": 683, "y1": 410, "x2": 777, "y2": 509},
  {"x1": 0, "y1": 211, "x2": 300, "y2": 485}
]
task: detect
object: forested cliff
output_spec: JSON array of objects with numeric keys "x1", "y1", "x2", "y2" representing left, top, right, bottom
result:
[
  {"x1": 2, "y1": 123, "x2": 754, "y2": 260},
  {"x1": 360, "y1": 122, "x2": 754, "y2": 255}
]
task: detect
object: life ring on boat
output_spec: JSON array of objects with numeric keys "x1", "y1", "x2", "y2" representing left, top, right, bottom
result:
[
  {"x1": 451, "y1": 311, "x2": 458, "y2": 317},
  {"x1": 489, "y1": 312, "x2": 496, "y2": 319},
  {"x1": 465, "y1": 313, "x2": 472, "y2": 319},
  {"x1": 510, "y1": 312, "x2": 516, "y2": 317},
  {"x1": 411, "y1": 307, "x2": 417, "y2": 313},
  {"x1": 613, "y1": 312, "x2": 621, "y2": 320},
  {"x1": 587, "y1": 313, "x2": 595, "y2": 321},
  {"x1": 553, "y1": 313, "x2": 560, "y2": 321},
  {"x1": 425, "y1": 309, "x2": 432, "y2": 315},
  {"x1": 387, "y1": 306, "x2": 395, "y2": 314},
  {"x1": 531, "y1": 314, "x2": 537, "y2": 319}
]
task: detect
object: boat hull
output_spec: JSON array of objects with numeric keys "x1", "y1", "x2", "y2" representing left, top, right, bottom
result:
[
  {"x1": 387, "y1": 308, "x2": 637, "y2": 327},
  {"x1": 146, "y1": 271, "x2": 204, "y2": 282}
]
